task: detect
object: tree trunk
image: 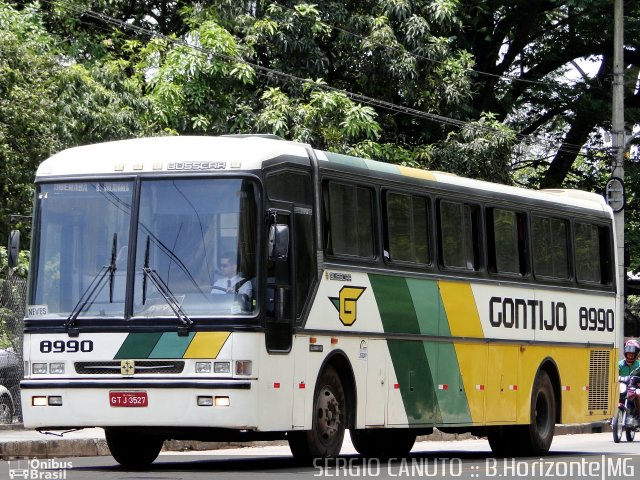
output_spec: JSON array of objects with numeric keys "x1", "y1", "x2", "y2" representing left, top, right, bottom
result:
[{"x1": 538, "y1": 113, "x2": 598, "y2": 189}]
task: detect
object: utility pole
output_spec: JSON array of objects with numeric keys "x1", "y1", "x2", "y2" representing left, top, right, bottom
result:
[{"x1": 612, "y1": 0, "x2": 625, "y2": 351}]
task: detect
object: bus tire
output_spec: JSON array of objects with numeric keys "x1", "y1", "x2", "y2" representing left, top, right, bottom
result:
[
  {"x1": 288, "y1": 365, "x2": 346, "y2": 463},
  {"x1": 105, "y1": 428, "x2": 164, "y2": 469},
  {"x1": 351, "y1": 429, "x2": 415, "y2": 459},
  {"x1": 519, "y1": 370, "x2": 556, "y2": 455}
]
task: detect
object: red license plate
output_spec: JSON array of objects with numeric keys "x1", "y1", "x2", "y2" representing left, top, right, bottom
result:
[{"x1": 109, "y1": 391, "x2": 148, "y2": 407}]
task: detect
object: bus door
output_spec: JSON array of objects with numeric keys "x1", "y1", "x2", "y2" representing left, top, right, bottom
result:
[
  {"x1": 264, "y1": 169, "x2": 317, "y2": 353},
  {"x1": 265, "y1": 207, "x2": 293, "y2": 352}
]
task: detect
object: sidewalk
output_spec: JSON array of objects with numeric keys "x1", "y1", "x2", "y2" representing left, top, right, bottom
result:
[{"x1": 0, "y1": 422, "x2": 611, "y2": 460}]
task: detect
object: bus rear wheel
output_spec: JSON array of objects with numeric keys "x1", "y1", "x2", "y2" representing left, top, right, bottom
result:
[
  {"x1": 351, "y1": 429, "x2": 415, "y2": 459},
  {"x1": 488, "y1": 371, "x2": 555, "y2": 457},
  {"x1": 288, "y1": 365, "x2": 346, "y2": 463},
  {"x1": 105, "y1": 428, "x2": 164, "y2": 469},
  {"x1": 518, "y1": 370, "x2": 556, "y2": 455}
]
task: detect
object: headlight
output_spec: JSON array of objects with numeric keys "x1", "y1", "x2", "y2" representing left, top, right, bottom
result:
[
  {"x1": 214, "y1": 362, "x2": 231, "y2": 374},
  {"x1": 195, "y1": 362, "x2": 212, "y2": 373},
  {"x1": 32, "y1": 363, "x2": 47, "y2": 374},
  {"x1": 49, "y1": 363, "x2": 65, "y2": 374}
]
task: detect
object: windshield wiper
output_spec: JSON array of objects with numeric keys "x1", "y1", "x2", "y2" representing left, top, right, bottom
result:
[
  {"x1": 142, "y1": 236, "x2": 193, "y2": 336},
  {"x1": 65, "y1": 233, "x2": 118, "y2": 337}
]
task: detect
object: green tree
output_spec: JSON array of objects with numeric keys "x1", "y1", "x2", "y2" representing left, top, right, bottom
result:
[
  {"x1": 0, "y1": 2, "x2": 155, "y2": 242},
  {"x1": 454, "y1": 0, "x2": 640, "y2": 189},
  {"x1": 5, "y1": 0, "x2": 640, "y2": 240}
]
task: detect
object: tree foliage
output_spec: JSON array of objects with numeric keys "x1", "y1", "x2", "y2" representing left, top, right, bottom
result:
[
  {"x1": 2, "y1": 0, "x2": 640, "y2": 259},
  {"x1": 0, "y1": 2, "x2": 154, "y2": 242}
]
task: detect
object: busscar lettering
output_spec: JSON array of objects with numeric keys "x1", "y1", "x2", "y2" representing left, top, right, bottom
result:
[
  {"x1": 167, "y1": 162, "x2": 226, "y2": 171},
  {"x1": 488, "y1": 297, "x2": 614, "y2": 332}
]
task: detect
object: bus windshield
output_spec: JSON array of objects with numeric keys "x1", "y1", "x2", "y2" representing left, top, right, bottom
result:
[
  {"x1": 133, "y1": 178, "x2": 258, "y2": 317},
  {"x1": 29, "y1": 178, "x2": 258, "y2": 320}
]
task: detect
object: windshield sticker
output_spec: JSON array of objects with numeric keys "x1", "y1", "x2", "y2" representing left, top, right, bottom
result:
[
  {"x1": 26, "y1": 305, "x2": 49, "y2": 318},
  {"x1": 96, "y1": 183, "x2": 130, "y2": 193},
  {"x1": 54, "y1": 183, "x2": 88, "y2": 192}
]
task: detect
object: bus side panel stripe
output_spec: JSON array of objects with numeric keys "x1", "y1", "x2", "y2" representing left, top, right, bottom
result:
[
  {"x1": 427, "y1": 341, "x2": 473, "y2": 424},
  {"x1": 397, "y1": 166, "x2": 437, "y2": 181},
  {"x1": 388, "y1": 339, "x2": 440, "y2": 424},
  {"x1": 405, "y1": 279, "x2": 441, "y2": 336},
  {"x1": 439, "y1": 281, "x2": 484, "y2": 338},
  {"x1": 148, "y1": 332, "x2": 196, "y2": 358},
  {"x1": 363, "y1": 159, "x2": 400, "y2": 175},
  {"x1": 438, "y1": 281, "x2": 485, "y2": 423},
  {"x1": 438, "y1": 291, "x2": 452, "y2": 337},
  {"x1": 369, "y1": 274, "x2": 420, "y2": 334},
  {"x1": 452, "y1": 343, "x2": 487, "y2": 423},
  {"x1": 370, "y1": 275, "x2": 443, "y2": 424},
  {"x1": 114, "y1": 332, "x2": 163, "y2": 359},
  {"x1": 183, "y1": 332, "x2": 231, "y2": 359},
  {"x1": 424, "y1": 282, "x2": 472, "y2": 424}
]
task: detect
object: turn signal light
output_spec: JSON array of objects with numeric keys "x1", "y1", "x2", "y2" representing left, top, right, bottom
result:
[
  {"x1": 235, "y1": 360, "x2": 252, "y2": 376},
  {"x1": 32, "y1": 396, "x2": 47, "y2": 407}
]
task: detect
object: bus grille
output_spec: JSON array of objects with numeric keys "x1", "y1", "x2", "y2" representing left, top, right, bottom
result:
[
  {"x1": 75, "y1": 361, "x2": 185, "y2": 375},
  {"x1": 588, "y1": 350, "x2": 610, "y2": 411}
]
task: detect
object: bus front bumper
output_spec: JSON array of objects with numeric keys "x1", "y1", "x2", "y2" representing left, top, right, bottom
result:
[{"x1": 20, "y1": 378, "x2": 258, "y2": 430}]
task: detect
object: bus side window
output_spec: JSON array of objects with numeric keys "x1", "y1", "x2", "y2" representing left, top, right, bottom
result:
[
  {"x1": 438, "y1": 200, "x2": 480, "y2": 271},
  {"x1": 384, "y1": 191, "x2": 430, "y2": 265},
  {"x1": 532, "y1": 215, "x2": 569, "y2": 279},
  {"x1": 324, "y1": 181, "x2": 375, "y2": 259},
  {"x1": 487, "y1": 209, "x2": 528, "y2": 276},
  {"x1": 575, "y1": 222, "x2": 612, "y2": 285}
]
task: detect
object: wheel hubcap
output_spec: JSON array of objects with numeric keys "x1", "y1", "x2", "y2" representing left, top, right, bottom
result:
[{"x1": 316, "y1": 387, "x2": 341, "y2": 442}]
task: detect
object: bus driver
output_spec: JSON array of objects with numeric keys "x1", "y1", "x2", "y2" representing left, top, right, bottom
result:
[{"x1": 211, "y1": 252, "x2": 252, "y2": 298}]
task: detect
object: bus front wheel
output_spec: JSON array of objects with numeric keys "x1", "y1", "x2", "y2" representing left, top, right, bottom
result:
[
  {"x1": 288, "y1": 365, "x2": 346, "y2": 463},
  {"x1": 105, "y1": 428, "x2": 164, "y2": 469}
]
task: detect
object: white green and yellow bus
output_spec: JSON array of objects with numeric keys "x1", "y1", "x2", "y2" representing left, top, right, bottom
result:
[{"x1": 19, "y1": 135, "x2": 618, "y2": 467}]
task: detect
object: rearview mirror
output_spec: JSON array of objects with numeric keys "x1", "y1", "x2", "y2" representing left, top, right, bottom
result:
[
  {"x1": 8, "y1": 230, "x2": 20, "y2": 268},
  {"x1": 268, "y1": 224, "x2": 289, "y2": 261}
]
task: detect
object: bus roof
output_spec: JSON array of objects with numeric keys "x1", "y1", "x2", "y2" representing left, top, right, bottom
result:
[
  {"x1": 36, "y1": 135, "x2": 310, "y2": 177},
  {"x1": 315, "y1": 150, "x2": 611, "y2": 214},
  {"x1": 36, "y1": 135, "x2": 610, "y2": 214}
]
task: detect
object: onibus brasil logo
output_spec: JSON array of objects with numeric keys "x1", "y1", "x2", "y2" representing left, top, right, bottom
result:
[{"x1": 329, "y1": 286, "x2": 366, "y2": 326}]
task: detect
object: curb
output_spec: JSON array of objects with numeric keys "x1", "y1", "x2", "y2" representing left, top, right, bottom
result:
[
  {"x1": 0, "y1": 422, "x2": 612, "y2": 460},
  {"x1": 1, "y1": 438, "x2": 110, "y2": 459}
]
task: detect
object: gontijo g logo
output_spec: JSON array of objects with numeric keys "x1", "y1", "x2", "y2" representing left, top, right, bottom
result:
[{"x1": 329, "y1": 287, "x2": 366, "y2": 326}]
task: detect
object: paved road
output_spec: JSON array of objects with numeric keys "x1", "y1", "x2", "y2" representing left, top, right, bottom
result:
[{"x1": 2, "y1": 432, "x2": 639, "y2": 480}]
